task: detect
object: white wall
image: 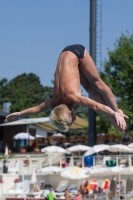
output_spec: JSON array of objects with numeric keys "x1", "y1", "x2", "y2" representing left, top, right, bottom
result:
[
  {"x1": 2, "y1": 174, "x2": 19, "y2": 193},
  {"x1": 29, "y1": 124, "x2": 56, "y2": 138}
]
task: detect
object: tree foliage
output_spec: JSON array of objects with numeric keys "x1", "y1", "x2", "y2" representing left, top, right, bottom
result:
[
  {"x1": 0, "y1": 73, "x2": 52, "y2": 117},
  {"x1": 98, "y1": 32, "x2": 133, "y2": 132},
  {"x1": 0, "y1": 78, "x2": 8, "y2": 109}
]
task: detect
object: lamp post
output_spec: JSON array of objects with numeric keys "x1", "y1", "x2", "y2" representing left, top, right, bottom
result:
[{"x1": 88, "y1": 0, "x2": 97, "y2": 146}]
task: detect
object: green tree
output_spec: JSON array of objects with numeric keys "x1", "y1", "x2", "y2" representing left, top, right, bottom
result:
[
  {"x1": 98, "y1": 32, "x2": 133, "y2": 133},
  {"x1": 96, "y1": 115, "x2": 110, "y2": 134},
  {"x1": 0, "y1": 78, "x2": 8, "y2": 110},
  {"x1": 1, "y1": 73, "x2": 52, "y2": 117}
]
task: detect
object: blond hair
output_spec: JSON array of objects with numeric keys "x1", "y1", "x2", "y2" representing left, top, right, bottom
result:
[{"x1": 49, "y1": 104, "x2": 72, "y2": 132}]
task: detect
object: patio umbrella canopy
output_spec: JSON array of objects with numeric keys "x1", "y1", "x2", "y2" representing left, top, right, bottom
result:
[
  {"x1": 110, "y1": 166, "x2": 129, "y2": 174},
  {"x1": 51, "y1": 133, "x2": 65, "y2": 138},
  {"x1": 66, "y1": 144, "x2": 91, "y2": 153},
  {"x1": 60, "y1": 166, "x2": 89, "y2": 179},
  {"x1": 4, "y1": 146, "x2": 8, "y2": 156},
  {"x1": 128, "y1": 143, "x2": 133, "y2": 148},
  {"x1": 119, "y1": 166, "x2": 133, "y2": 175},
  {"x1": 88, "y1": 167, "x2": 111, "y2": 177},
  {"x1": 13, "y1": 132, "x2": 35, "y2": 140},
  {"x1": 88, "y1": 166, "x2": 132, "y2": 176},
  {"x1": 30, "y1": 168, "x2": 37, "y2": 184},
  {"x1": 41, "y1": 146, "x2": 67, "y2": 154},
  {"x1": 83, "y1": 144, "x2": 110, "y2": 157},
  {"x1": 108, "y1": 144, "x2": 130, "y2": 153},
  {"x1": 36, "y1": 166, "x2": 62, "y2": 174}
]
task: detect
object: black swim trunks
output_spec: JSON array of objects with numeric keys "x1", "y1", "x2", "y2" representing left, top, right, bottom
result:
[{"x1": 61, "y1": 44, "x2": 85, "y2": 64}]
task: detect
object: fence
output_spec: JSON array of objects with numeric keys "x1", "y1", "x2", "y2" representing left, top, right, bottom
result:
[{"x1": 0, "y1": 154, "x2": 133, "y2": 175}]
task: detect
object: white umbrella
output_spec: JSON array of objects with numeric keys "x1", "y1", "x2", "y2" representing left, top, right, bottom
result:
[
  {"x1": 13, "y1": 132, "x2": 35, "y2": 140},
  {"x1": 36, "y1": 132, "x2": 46, "y2": 138},
  {"x1": 88, "y1": 167, "x2": 111, "y2": 176},
  {"x1": 4, "y1": 146, "x2": 8, "y2": 156},
  {"x1": 110, "y1": 166, "x2": 133, "y2": 175},
  {"x1": 41, "y1": 146, "x2": 67, "y2": 154},
  {"x1": 108, "y1": 144, "x2": 130, "y2": 153},
  {"x1": 128, "y1": 143, "x2": 133, "y2": 153},
  {"x1": 84, "y1": 144, "x2": 110, "y2": 156},
  {"x1": 128, "y1": 143, "x2": 133, "y2": 150},
  {"x1": 66, "y1": 145, "x2": 91, "y2": 165},
  {"x1": 36, "y1": 166, "x2": 62, "y2": 184},
  {"x1": 66, "y1": 145, "x2": 90, "y2": 153},
  {"x1": 52, "y1": 133, "x2": 65, "y2": 138},
  {"x1": 60, "y1": 166, "x2": 90, "y2": 179},
  {"x1": 110, "y1": 166, "x2": 128, "y2": 174},
  {"x1": 36, "y1": 166, "x2": 62, "y2": 174},
  {"x1": 128, "y1": 143, "x2": 133, "y2": 148},
  {"x1": 125, "y1": 166, "x2": 133, "y2": 174},
  {"x1": 30, "y1": 168, "x2": 37, "y2": 184}
]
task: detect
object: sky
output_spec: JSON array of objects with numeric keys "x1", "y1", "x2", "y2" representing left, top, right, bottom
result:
[{"x1": 0, "y1": 0, "x2": 133, "y2": 95}]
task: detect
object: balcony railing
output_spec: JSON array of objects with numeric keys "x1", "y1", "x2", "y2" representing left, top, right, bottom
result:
[{"x1": 0, "y1": 154, "x2": 133, "y2": 175}]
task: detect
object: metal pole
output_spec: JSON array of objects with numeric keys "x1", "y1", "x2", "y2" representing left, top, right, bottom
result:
[{"x1": 88, "y1": 0, "x2": 97, "y2": 146}]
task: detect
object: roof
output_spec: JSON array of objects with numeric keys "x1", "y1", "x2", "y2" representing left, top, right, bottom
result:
[
  {"x1": 0, "y1": 116, "x2": 88, "y2": 130},
  {"x1": 0, "y1": 117, "x2": 49, "y2": 126}
]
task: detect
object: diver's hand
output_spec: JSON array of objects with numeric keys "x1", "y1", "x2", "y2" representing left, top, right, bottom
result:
[
  {"x1": 4, "y1": 112, "x2": 20, "y2": 123},
  {"x1": 107, "y1": 115, "x2": 122, "y2": 131},
  {"x1": 108, "y1": 112, "x2": 128, "y2": 132},
  {"x1": 113, "y1": 111, "x2": 128, "y2": 131}
]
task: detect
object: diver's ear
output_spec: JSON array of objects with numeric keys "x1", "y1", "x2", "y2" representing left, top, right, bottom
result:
[{"x1": 69, "y1": 110, "x2": 72, "y2": 115}]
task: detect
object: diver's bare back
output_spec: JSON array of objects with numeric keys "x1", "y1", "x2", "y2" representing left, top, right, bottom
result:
[{"x1": 52, "y1": 51, "x2": 81, "y2": 105}]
